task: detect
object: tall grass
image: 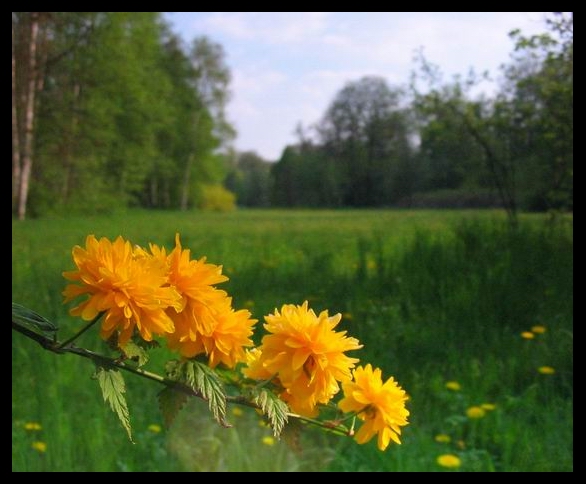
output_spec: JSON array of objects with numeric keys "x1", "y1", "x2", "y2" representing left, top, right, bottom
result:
[{"x1": 12, "y1": 209, "x2": 572, "y2": 471}]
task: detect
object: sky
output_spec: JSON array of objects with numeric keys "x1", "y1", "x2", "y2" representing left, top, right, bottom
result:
[{"x1": 164, "y1": 12, "x2": 550, "y2": 161}]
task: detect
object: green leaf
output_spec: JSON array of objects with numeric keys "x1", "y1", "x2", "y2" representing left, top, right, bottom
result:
[
  {"x1": 164, "y1": 359, "x2": 182, "y2": 380},
  {"x1": 95, "y1": 367, "x2": 133, "y2": 442},
  {"x1": 12, "y1": 303, "x2": 58, "y2": 335},
  {"x1": 183, "y1": 361, "x2": 228, "y2": 427},
  {"x1": 121, "y1": 340, "x2": 149, "y2": 367},
  {"x1": 252, "y1": 388, "x2": 289, "y2": 438},
  {"x1": 158, "y1": 386, "x2": 188, "y2": 429}
]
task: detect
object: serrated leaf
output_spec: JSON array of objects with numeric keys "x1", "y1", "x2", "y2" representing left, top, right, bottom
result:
[
  {"x1": 183, "y1": 361, "x2": 228, "y2": 427},
  {"x1": 121, "y1": 340, "x2": 149, "y2": 367},
  {"x1": 12, "y1": 303, "x2": 58, "y2": 334},
  {"x1": 253, "y1": 388, "x2": 289, "y2": 438},
  {"x1": 158, "y1": 386, "x2": 188, "y2": 429},
  {"x1": 95, "y1": 367, "x2": 133, "y2": 442}
]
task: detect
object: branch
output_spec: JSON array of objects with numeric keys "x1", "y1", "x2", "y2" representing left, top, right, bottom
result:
[{"x1": 11, "y1": 319, "x2": 353, "y2": 437}]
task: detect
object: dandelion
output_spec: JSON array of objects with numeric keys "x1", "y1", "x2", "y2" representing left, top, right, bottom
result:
[
  {"x1": 445, "y1": 381, "x2": 461, "y2": 391},
  {"x1": 24, "y1": 422, "x2": 42, "y2": 431},
  {"x1": 531, "y1": 325, "x2": 547, "y2": 334},
  {"x1": 521, "y1": 331, "x2": 535, "y2": 340},
  {"x1": 244, "y1": 301, "x2": 362, "y2": 417},
  {"x1": 147, "y1": 424, "x2": 162, "y2": 433},
  {"x1": 63, "y1": 235, "x2": 182, "y2": 346},
  {"x1": 231, "y1": 407, "x2": 243, "y2": 417},
  {"x1": 435, "y1": 434, "x2": 451, "y2": 443},
  {"x1": 466, "y1": 406, "x2": 486, "y2": 419},
  {"x1": 481, "y1": 403, "x2": 496, "y2": 411},
  {"x1": 339, "y1": 364, "x2": 409, "y2": 451},
  {"x1": 538, "y1": 366, "x2": 556, "y2": 375},
  {"x1": 31, "y1": 441, "x2": 47, "y2": 453},
  {"x1": 262, "y1": 436, "x2": 275, "y2": 446},
  {"x1": 437, "y1": 454, "x2": 461, "y2": 468}
]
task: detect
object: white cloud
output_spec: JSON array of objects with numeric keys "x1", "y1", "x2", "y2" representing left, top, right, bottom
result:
[
  {"x1": 165, "y1": 12, "x2": 552, "y2": 160},
  {"x1": 193, "y1": 12, "x2": 331, "y2": 45}
]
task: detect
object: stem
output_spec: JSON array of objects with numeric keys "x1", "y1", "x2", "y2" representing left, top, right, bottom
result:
[
  {"x1": 57, "y1": 312, "x2": 104, "y2": 349},
  {"x1": 12, "y1": 319, "x2": 355, "y2": 437}
]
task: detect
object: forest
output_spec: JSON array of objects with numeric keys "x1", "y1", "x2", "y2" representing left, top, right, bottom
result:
[{"x1": 12, "y1": 12, "x2": 572, "y2": 220}]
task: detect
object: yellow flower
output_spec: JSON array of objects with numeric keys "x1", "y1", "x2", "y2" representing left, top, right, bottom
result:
[
  {"x1": 31, "y1": 441, "x2": 47, "y2": 453},
  {"x1": 437, "y1": 454, "x2": 461, "y2": 468},
  {"x1": 148, "y1": 424, "x2": 162, "y2": 433},
  {"x1": 231, "y1": 407, "x2": 243, "y2": 417},
  {"x1": 531, "y1": 325, "x2": 547, "y2": 334},
  {"x1": 242, "y1": 347, "x2": 274, "y2": 380},
  {"x1": 481, "y1": 403, "x2": 496, "y2": 411},
  {"x1": 24, "y1": 422, "x2": 42, "y2": 431},
  {"x1": 151, "y1": 234, "x2": 257, "y2": 368},
  {"x1": 521, "y1": 331, "x2": 535, "y2": 340},
  {"x1": 538, "y1": 366, "x2": 555, "y2": 375},
  {"x1": 339, "y1": 364, "x2": 410, "y2": 451},
  {"x1": 445, "y1": 381, "x2": 461, "y2": 391},
  {"x1": 466, "y1": 406, "x2": 486, "y2": 419},
  {"x1": 245, "y1": 301, "x2": 362, "y2": 417},
  {"x1": 262, "y1": 436, "x2": 275, "y2": 446},
  {"x1": 435, "y1": 434, "x2": 451, "y2": 443},
  {"x1": 63, "y1": 235, "x2": 182, "y2": 345}
]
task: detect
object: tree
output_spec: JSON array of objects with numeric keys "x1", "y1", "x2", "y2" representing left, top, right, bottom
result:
[
  {"x1": 504, "y1": 12, "x2": 573, "y2": 211},
  {"x1": 225, "y1": 151, "x2": 272, "y2": 207},
  {"x1": 318, "y1": 76, "x2": 413, "y2": 206},
  {"x1": 180, "y1": 36, "x2": 235, "y2": 210},
  {"x1": 12, "y1": 12, "x2": 50, "y2": 220}
]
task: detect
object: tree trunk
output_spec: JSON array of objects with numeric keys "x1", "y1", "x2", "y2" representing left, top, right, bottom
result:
[
  {"x1": 17, "y1": 13, "x2": 41, "y2": 221},
  {"x1": 180, "y1": 154, "x2": 193, "y2": 211},
  {"x1": 12, "y1": 23, "x2": 21, "y2": 213}
]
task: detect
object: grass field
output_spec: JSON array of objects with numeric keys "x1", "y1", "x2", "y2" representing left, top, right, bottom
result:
[{"x1": 12, "y1": 209, "x2": 573, "y2": 472}]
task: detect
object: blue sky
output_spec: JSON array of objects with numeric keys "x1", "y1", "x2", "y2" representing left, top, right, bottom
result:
[{"x1": 164, "y1": 12, "x2": 549, "y2": 161}]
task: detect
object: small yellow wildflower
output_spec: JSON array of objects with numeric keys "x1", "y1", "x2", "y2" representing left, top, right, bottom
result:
[
  {"x1": 445, "y1": 381, "x2": 461, "y2": 391},
  {"x1": 538, "y1": 366, "x2": 555, "y2": 375},
  {"x1": 435, "y1": 434, "x2": 451, "y2": 443},
  {"x1": 231, "y1": 407, "x2": 243, "y2": 417},
  {"x1": 531, "y1": 325, "x2": 547, "y2": 334},
  {"x1": 31, "y1": 441, "x2": 47, "y2": 453},
  {"x1": 437, "y1": 454, "x2": 461, "y2": 469},
  {"x1": 466, "y1": 406, "x2": 486, "y2": 419},
  {"x1": 456, "y1": 440, "x2": 466, "y2": 450},
  {"x1": 147, "y1": 424, "x2": 162, "y2": 433},
  {"x1": 262, "y1": 436, "x2": 276, "y2": 446},
  {"x1": 481, "y1": 403, "x2": 496, "y2": 411},
  {"x1": 24, "y1": 422, "x2": 42, "y2": 431},
  {"x1": 521, "y1": 331, "x2": 535, "y2": 340}
]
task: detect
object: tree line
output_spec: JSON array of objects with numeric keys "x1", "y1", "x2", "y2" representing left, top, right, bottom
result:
[
  {"x1": 13, "y1": 12, "x2": 572, "y2": 220},
  {"x1": 13, "y1": 12, "x2": 235, "y2": 219}
]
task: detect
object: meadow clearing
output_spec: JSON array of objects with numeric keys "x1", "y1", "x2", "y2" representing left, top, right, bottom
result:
[{"x1": 12, "y1": 209, "x2": 573, "y2": 471}]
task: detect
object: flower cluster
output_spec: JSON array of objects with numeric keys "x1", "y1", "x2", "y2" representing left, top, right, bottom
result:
[
  {"x1": 63, "y1": 234, "x2": 409, "y2": 451},
  {"x1": 242, "y1": 301, "x2": 362, "y2": 417},
  {"x1": 242, "y1": 301, "x2": 410, "y2": 450},
  {"x1": 63, "y1": 234, "x2": 256, "y2": 369}
]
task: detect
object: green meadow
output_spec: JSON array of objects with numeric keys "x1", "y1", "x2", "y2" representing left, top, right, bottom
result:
[{"x1": 12, "y1": 209, "x2": 573, "y2": 472}]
